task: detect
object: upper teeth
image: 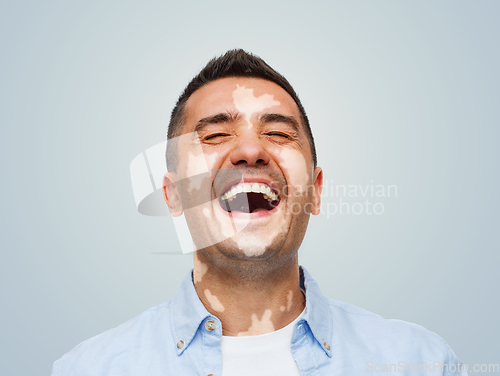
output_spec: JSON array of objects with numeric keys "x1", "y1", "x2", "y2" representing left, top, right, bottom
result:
[{"x1": 221, "y1": 182, "x2": 278, "y2": 202}]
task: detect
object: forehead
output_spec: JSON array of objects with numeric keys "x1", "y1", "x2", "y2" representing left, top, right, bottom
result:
[{"x1": 183, "y1": 77, "x2": 302, "y2": 129}]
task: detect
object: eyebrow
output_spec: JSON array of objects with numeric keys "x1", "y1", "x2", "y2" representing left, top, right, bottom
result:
[
  {"x1": 194, "y1": 111, "x2": 242, "y2": 133},
  {"x1": 194, "y1": 111, "x2": 300, "y2": 133},
  {"x1": 259, "y1": 113, "x2": 300, "y2": 132}
]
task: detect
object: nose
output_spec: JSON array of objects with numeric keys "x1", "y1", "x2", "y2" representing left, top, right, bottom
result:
[{"x1": 229, "y1": 131, "x2": 270, "y2": 167}]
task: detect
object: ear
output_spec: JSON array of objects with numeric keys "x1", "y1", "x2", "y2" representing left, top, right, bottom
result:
[
  {"x1": 162, "y1": 172, "x2": 183, "y2": 217},
  {"x1": 311, "y1": 167, "x2": 323, "y2": 215}
]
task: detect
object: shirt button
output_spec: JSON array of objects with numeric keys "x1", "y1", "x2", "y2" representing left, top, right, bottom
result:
[
  {"x1": 205, "y1": 320, "x2": 216, "y2": 331},
  {"x1": 324, "y1": 342, "x2": 331, "y2": 350},
  {"x1": 176, "y1": 340, "x2": 184, "y2": 349}
]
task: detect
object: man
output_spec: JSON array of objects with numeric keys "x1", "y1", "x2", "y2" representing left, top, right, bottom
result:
[{"x1": 52, "y1": 49, "x2": 466, "y2": 375}]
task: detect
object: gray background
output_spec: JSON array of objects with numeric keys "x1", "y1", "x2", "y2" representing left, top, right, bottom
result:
[{"x1": 1, "y1": 1, "x2": 498, "y2": 375}]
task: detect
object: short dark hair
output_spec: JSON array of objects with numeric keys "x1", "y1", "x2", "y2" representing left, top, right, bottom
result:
[{"x1": 166, "y1": 49, "x2": 317, "y2": 170}]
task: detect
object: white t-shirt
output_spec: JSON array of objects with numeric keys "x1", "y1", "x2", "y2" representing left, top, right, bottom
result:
[{"x1": 220, "y1": 308, "x2": 306, "y2": 376}]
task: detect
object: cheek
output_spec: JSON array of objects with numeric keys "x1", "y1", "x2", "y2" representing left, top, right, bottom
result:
[
  {"x1": 203, "y1": 149, "x2": 222, "y2": 171},
  {"x1": 185, "y1": 150, "x2": 208, "y2": 177},
  {"x1": 182, "y1": 135, "x2": 208, "y2": 179},
  {"x1": 274, "y1": 148, "x2": 311, "y2": 191},
  {"x1": 174, "y1": 150, "x2": 209, "y2": 197},
  {"x1": 176, "y1": 134, "x2": 207, "y2": 178},
  {"x1": 182, "y1": 148, "x2": 223, "y2": 194}
]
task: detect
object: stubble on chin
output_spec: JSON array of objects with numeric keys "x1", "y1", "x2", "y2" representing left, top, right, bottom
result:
[{"x1": 194, "y1": 230, "x2": 301, "y2": 284}]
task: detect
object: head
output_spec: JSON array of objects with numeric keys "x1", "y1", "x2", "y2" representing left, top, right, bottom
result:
[
  {"x1": 166, "y1": 49, "x2": 317, "y2": 171},
  {"x1": 162, "y1": 49, "x2": 323, "y2": 276}
]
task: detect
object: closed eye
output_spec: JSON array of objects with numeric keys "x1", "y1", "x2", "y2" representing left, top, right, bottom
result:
[
  {"x1": 265, "y1": 132, "x2": 292, "y2": 139},
  {"x1": 204, "y1": 133, "x2": 231, "y2": 141}
]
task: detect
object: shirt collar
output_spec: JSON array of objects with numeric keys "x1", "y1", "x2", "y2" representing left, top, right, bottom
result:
[
  {"x1": 300, "y1": 266, "x2": 333, "y2": 357},
  {"x1": 170, "y1": 270, "x2": 212, "y2": 355},
  {"x1": 170, "y1": 266, "x2": 333, "y2": 357}
]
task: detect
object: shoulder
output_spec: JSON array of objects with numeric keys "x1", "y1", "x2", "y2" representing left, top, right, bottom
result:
[
  {"x1": 326, "y1": 298, "x2": 463, "y2": 369},
  {"x1": 51, "y1": 301, "x2": 173, "y2": 376}
]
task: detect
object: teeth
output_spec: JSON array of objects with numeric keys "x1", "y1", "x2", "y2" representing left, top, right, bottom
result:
[
  {"x1": 221, "y1": 182, "x2": 278, "y2": 202},
  {"x1": 230, "y1": 186, "x2": 237, "y2": 198}
]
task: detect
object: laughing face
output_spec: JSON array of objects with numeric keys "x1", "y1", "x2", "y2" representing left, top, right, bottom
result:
[{"x1": 163, "y1": 77, "x2": 322, "y2": 262}]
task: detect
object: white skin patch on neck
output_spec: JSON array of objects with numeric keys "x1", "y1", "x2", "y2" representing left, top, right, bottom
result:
[
  {"x1": 280, "y1": 290, "x2": 294, "y2": 312},
  {"x1": 204, "y1": 289, "x2": 225, "y2": 312},
  {"x1": 232, "y1": 84, "x2": 280, "y2": 128},
  {"x1": 237, "y1": 309, "x2": 274, "y2": 336},
  {"x1": 193, "y1": 252, "x2": 208, "y2": 284}
]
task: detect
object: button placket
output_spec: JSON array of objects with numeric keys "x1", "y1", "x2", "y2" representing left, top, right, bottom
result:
[{"x1": 202, "y1": 318, "x2": 222, "y2": 376}]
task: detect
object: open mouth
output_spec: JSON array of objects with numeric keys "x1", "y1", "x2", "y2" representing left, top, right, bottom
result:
[{"x1": 219, "y1": 182, "x2": 280, "y2": 214}]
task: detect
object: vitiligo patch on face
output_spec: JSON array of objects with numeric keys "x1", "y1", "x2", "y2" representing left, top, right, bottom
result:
[
  {"x1": 186, "y1": 151, "x2": 207, "y2": 194},
  {"x1": 164, "y1": 131, "x2": 251, "y2": 254},
  {"x1": 235, "y1": 234, "x2": 274, "y2": 257},
  {"x1": 275, "y1": 148, "x2": 311, "y2": 190},
  {"x1": 232, "y1": 84, "x2": 280, "y2": 128}
]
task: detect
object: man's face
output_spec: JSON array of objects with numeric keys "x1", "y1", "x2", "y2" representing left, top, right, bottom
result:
[{"x1": 164, "y1": 77, "x2": 322, "y2": 260}]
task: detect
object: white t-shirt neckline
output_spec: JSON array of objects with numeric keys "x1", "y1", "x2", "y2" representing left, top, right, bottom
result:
[{"x1": 220, "y1": 307, "x2": 306, "y2": 376}]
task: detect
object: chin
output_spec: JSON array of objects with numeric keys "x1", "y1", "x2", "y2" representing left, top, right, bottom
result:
[{"x1": 207, "y1": 235, "x2": 275, "y2": 260}]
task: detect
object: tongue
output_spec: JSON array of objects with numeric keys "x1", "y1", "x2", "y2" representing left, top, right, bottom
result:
[{"x1": 252, "y1": 208, "x2": 268, "y2": 213}]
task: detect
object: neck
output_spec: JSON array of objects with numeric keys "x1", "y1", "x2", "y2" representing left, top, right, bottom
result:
[{"x1": 193, "y1": 252, "x2": 305, "y2": 336}]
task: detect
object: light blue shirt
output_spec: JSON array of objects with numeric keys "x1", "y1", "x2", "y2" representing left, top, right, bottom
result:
[{"x1": 52, "y1": 267, "x2": 466, "y2": 375}]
